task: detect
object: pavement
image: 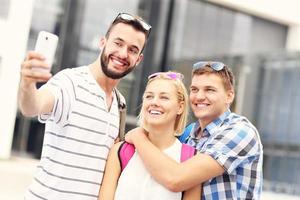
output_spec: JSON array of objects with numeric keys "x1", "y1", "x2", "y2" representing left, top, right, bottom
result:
[
  {"x1": 1, "y1": 156, "x2": 300, "y2": 200},
  {"x1": 0, "y1": 155, "x2": 38, "y2": 200}
]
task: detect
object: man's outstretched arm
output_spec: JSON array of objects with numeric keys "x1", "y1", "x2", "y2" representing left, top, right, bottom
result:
[
  {"x1": 18, "y1": 51, "x2": 54, "y2": 117},
  {"x1": 125, "y1": 127, "x2": 224, "y2": 192}
]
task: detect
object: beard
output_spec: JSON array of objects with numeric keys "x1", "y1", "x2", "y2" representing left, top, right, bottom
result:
[{"x1": 100, "y1": 47, "x2": 136, "y2": 79}]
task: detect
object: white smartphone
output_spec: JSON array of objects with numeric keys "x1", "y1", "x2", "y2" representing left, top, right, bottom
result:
[{"x1": 34, "y1": 31, "x2": 59, "y2": 71}]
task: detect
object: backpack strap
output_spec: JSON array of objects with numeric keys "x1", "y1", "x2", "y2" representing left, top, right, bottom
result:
[
  {"x1": 180, "y1": 144, "x2": 197, "y2": 200},
  {"x1": 118, "y1": 142, "x2": 196, "y2": 172},
  {"x1": 180, "y1": 143, "x2": 196, "y2": 162},
  {"x1": 114, "y1": 88, "x2": 127, "y2": 141},
  {"x1": 118, "y1": 142, "x2": 135, "y2": 171}
]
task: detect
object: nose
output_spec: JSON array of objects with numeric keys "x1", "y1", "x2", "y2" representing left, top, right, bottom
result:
[
  {"x1": 150, "y1": 96, "x2": 160, "y2": 106},
  {"x1": 118, "y1": 46, "x2": 128, "y2": 59},
  {"x1": 192, "y1": 90, "x2": 205, "y2": 101}
]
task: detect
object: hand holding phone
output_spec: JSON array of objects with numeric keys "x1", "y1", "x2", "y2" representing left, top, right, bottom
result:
[{"x1": 34, "y1": 31, "x2": 58, "y2": 71}]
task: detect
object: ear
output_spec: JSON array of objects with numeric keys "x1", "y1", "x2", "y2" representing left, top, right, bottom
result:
[
  {"x1": 99, "y1": 37, "x2": 106, "y2": 50},
  {"x1": 226, "y1": 89, "x2": 235, "y2": 105},
  {"x1": 177, "y1": 101, "x2": 185, "y2": 115},
  {"x1": 135, "y1": 53, "x2": 144, "y2": 66}
]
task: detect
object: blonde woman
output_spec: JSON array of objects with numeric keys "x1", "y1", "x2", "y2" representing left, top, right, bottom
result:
[{"x1": 99, "y1": 71, "x2": 200, "y2": 200}]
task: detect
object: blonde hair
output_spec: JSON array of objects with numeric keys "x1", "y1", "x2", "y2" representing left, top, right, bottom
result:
[{"x1": 138, "y1": 71, "x2": 189, "y2": 135}]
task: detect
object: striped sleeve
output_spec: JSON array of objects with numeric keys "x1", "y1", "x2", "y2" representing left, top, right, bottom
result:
[
  {"x1": 202, "y1": 120, "x2": 261, "y2": 174},
  {"x1": 38, "y1": 69, "x2": 74, "y2": 125}
]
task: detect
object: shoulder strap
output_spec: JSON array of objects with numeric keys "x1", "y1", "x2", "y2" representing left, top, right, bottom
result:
[
  {"x1": 118, "y1": 142, "x2": 196, "y2": 171},
  {"x1": 118, "y1": 142, "x2": 135, "y2": 171},
  {"x1": 180, "y1": 143, "x2": 196, "y2": 162},
  {"x1": 178, "y1": 123, "x2": 196, "y2": 143},
  {"x1": 114, "y1": 88, "x2": 127, "y2": 141}
]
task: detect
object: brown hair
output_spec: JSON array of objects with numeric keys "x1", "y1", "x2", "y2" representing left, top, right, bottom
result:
[
  {"x1": 105, "y1": 16, "x2": 149, "y2": 38},
  {"x1": 105, "y1": 15, "x2": 150, "y2": 53},
  {"x1": 192, "y1": 65, "x2": 235, "y2": 91}
]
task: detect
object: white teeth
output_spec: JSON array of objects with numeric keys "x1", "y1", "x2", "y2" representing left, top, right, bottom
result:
[
  {"x1": 111, "y1": 56, "x2": 126, "y2": 66},
  {"x1": 112, "y1": 59, "x2": 124, "y2": 66},
  {"x1": 149, "y1": 110, "x2": 162, "y2": 115},
  {"x1": 196, "y1": 103, "x2": 207, "y2": 108}
]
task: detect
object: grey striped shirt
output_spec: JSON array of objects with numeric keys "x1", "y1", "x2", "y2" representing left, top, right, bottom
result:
[{"x1": 25, "y1": 66, "x2": 123, "y2": 200}]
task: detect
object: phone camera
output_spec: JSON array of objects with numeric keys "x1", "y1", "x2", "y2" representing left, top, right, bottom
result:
[{"x1": 46, "y1": 37, "x2": 48, "y2": 40}]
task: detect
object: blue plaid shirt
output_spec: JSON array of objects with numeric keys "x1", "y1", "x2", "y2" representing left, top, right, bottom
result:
[{"x1": 185, "y1": 110, "x2": 263, "y2": 200}]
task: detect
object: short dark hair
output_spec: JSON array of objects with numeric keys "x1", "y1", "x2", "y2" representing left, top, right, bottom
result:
[
  {"x1": 105, "y1": 14, "x2": 151, "y2": 53},
  {"x1": 192, "y1": 65, "x2": 235, "y2": 91},
  {"x1": 105, "y1": 17, "x2": 149, "y2": 39}
]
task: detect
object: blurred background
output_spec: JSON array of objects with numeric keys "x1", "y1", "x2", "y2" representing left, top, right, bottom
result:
[{"x1": 1, "y1": 0, "x2": 300, "y2": 199}]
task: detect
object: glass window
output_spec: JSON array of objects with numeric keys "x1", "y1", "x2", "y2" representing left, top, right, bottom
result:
[{"x1": 0, "y1": 0, "x2": 10, "y2": 19}]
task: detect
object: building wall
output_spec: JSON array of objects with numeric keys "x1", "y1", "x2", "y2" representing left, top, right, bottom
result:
[{"x1": 0, "y1": 0, "x2": 34, "y2": 159}]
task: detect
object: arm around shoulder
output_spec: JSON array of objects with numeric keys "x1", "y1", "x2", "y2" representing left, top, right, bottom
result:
[
  {"x1": 127, "y1": 130, "x2": 224, "y2": 192},
  {"x1": 165, "y1": 153, "x2": 224, "y2": 192},
  {"x1": 182, "y1": 181, "x2": 202, "y2": 200}
]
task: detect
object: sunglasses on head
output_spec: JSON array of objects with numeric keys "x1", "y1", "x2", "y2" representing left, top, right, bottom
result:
[
  {"x1": 193, "y1": 61, "x2": 225, "y2": 71},
  {"x1": 114, "y1": 13, "x2": 152, "y2": 35},
  {"x1": 148, "y1": 72, "x2": 184, "y2": 81},
  {"x1": 193, "y1": 61, "x2": 234, "y2": 87}
]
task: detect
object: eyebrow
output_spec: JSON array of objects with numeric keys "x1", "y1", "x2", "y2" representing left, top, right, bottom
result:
[
  {"x1": 205, "y1": 85, "x2": 218, "y2": 89},
  {"x1": 114, "y1": 37, "x2": 140, "y2": 52},
  {"x1": 145, "y1": 91, "x2": 171, "y2": 95},
  {"x1": 190, "y1": 85, "x2": 217, "y2": 90}
]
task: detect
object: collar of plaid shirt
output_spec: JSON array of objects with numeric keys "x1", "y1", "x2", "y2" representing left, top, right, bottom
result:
[
  {"x1": 192, "y1": 109, "x2": 231, "y2": 138},
  {"x1": 187, "y1": 110, "x2": 231, "y2": 149}
]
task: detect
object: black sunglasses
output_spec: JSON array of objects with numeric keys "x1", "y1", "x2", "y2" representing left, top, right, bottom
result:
[{"x1": 114, "y1": 13, "x2": 152, "y2": 35}]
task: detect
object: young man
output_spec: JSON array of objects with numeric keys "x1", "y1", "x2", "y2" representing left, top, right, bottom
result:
[
  {"x1": 19, "y1": 13, "x2": 151, "y2": 199},
  {"x1": 125, "y1": 62, "x2": 263, "y2": 199}
]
